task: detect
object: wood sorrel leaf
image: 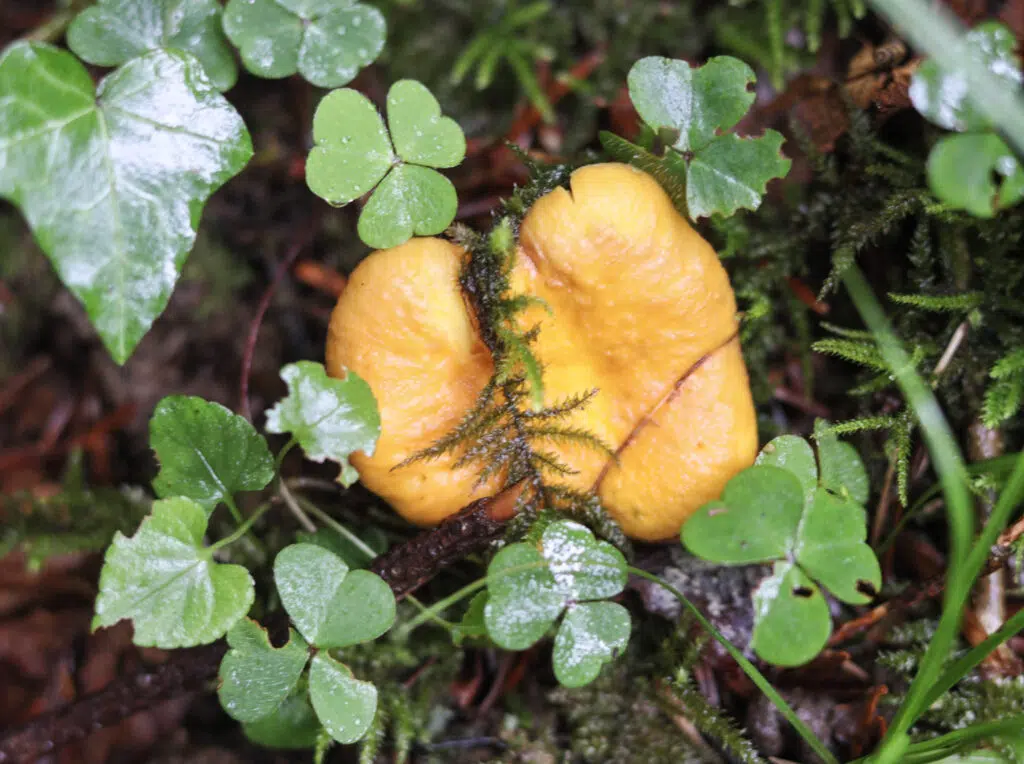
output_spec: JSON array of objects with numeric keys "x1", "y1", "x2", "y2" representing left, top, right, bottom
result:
[
  {"x1": 751, "y1": 561, "x2": 831, "y2": 667},
  {"x1": 219, "y1": 618, "x2": 309, "y2": 723},
  {"x1": 308, "y1": 653, "x2": 377, "y2": 744},
  {"x1": 552, "y1": 601, "x2": 631, "y2": 688}
]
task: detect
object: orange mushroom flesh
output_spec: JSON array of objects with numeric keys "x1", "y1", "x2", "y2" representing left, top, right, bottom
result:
[{"x1": 326, "y1": 163, "x2": 758, "y2": 541}]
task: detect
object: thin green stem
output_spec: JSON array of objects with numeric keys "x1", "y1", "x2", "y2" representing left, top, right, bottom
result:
[
  {"x1": 277, "y1": 477, "x2": 316, "y2": 533},
  {"x1": 396, "y1": 578, "x2": 489, "y2": 640},
  {"x1": 221, "y1": 493, "x2": 244, "y2": 526},
  {"x1": 209, "y1": 502, "x2": 272, "y2": 552},
  {"x1": 275, "y1": 437, "x2": 298, "y2": 471},
  {"x1": 897, "y1": 715, "x2": 1024, "y2": 762},
  {"x1": 626, "y1": 566, "x2": 838, "y2": 764}
]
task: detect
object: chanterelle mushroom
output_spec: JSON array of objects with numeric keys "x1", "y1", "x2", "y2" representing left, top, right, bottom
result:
[{"x1": 326, "y1": 163, "x2": 757, "y2": 541}]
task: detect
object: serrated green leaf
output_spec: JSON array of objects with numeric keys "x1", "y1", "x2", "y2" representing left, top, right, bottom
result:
[
  {"x1": 751, "y1": 562, "x2": 831, "y2": 667},
  {"x1": 93, "y1": 497, "x2": 254, "y2": 648},
  {"x1": 927, "y1": 133, "x2": 1024, "y2": 218},
  {"x1": 909, "y1": 21, "x2": 1022, "y2": 132},
  {"x1": 264, "y1": 361, "x2": 380, "y2": 487},
  {"x1": 686, "y1": 131, "x2": 790, "y2": 219},
  {"x1": 484, "y1": 543, "x2": 562, "y2": 650},
  {"x1": 796, "y1": 488, "x2": 880, "y2": 604},
  {"x1": 219, "y1": 618, "x2": 309, "y2": 723},
  {"x1": 681, "y1": 465, "x2": 805, "y2": 564},
  {"x1": 308, "y1": 653, "x2": 377, "y2": 744},
  {"x1": 814, "y1": 419, "x2": 870, "y2": 505},
  {"x1": 274, "y1": 543, "x2": 395, "y2": 648},
  {"x1": 150, "y1": 395, "x2": 274, "y2": 514},
  {"x1": 755, "y1": 435, "x2": 818, "y2": 504},
  {"x1": 243, "y1": 689, "x2": 321, "y2": 749},
  {"x1": 539, "y1": 521, "x2": 627, "y2": 602},
  {"x1": 222, "y1": 0, "x2": 385, "y2": 88},
  {"x1": 67, "y1": 0, "x2": 237, "y2": 90},
  {"x1": 0, "y1": 43, "x2": 252, "y2": 363},
  {"x1": 356, "y1": 164, "x2": 458, "y2": 249},
  {"x1": 387, "y1": 80, "x2": 466, "y2": 167},
  {"x1": 552, "y1": 601, "x2": 630, "y2": 688}
]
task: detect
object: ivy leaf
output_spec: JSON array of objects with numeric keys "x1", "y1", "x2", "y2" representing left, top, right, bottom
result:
[
  {"x1": 222, "y1": 0, "x2": 385, "y2": 88},
  {"x1": 274, "y1": 543, "x2": 395, "y2": 648},
  {"x1": 0, "y1": 43, "x2": 252, "y2": 364},
  {"x1": 681, "y1": 466, "x2": 806, "y2": 564},
  {"x1": 751, "y1": 562, "x2": 832, "y2": 667},
  {"x1": 755, "y1": 435, "x2": 818, "y2": 504},
  {"x1": 218, "y1": 618, "x2": 310, "y2": 723},
  {"x1": 552, "y1": 602, "x2": 631, "y2": 688},
  {"x1": 539, "y1": 521, "x2": 627, "y2": 602},
  {"x1": 307, "y1": 653, "x2": 378, "y2": 744},
  {"x1": 927, "y1": 133, "x2": 1024, "y2": 218},
  {"x1": 796, "y1": 489, "x2": 880, "y2": 604},
  {"x1": 305, "y1": 80, "x2": 466, "y2": 250},
  {"x1": 243, "y1": 690, "x2": 321, "y2": 749},
  {"x1": 483, "y1": 543, "x2": 563, "y2": 650},
  {"x1": 909, "y1": 21, "x2": 1022, "y2": 133},
  {"x1": 93, "y1": 497, "x2": 254, "y2": 647},
  {"x1": 150, "y1": 395, "x2": 274, "y2": 514},
  {"x1": 264, "y1": 361, "x2": 380, "y2": 487},
  {"x1": 67, "y1": 0, "x2": 237, "y2": 90},
  {"x1": 813, "y1": 419, "x2": 870, "y2": 505}
]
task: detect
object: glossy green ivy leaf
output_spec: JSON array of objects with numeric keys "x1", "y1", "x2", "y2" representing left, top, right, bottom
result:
[
  {"x1": 307, "y1": 653, "x2": 378, "y2": 744},
  {"x1": 927, "y1": 133, "x2": 1024, "y2": 218},
  {"x1": 92, "y1": 497, "x2": 254, "y2": 647},
  {"x1": 814, "y1": 419, "x2": 870, "y2": 505},
  {"x1": 219, "y1": 618, "x2": 310, "y2": 723},
  {"x1": 751, "y1": 562, "x2": 831, "y2": 667},
  {"x1": 222, "y1": 0, "x2": 385, "y2": 88},
  {"x1": 67, "y1": 0, "x2": 237, "y2": 90},
  {"x1": 264, "y1": 361, "x2": 380, "y2": 487},
  {"x1": 305, "y1": 80, "x2": 466, "y2": 249},
  {"x1": 150, "y1": 395, "x2": 274, "y2": 514},
  {"x1": 552, "y1": 601, "x2": 631, "y2": 688},
  {"x1": 681, "y1": 466, "x2": 805, "y2": 564},
  {"x1": 274, "y1": 543, "x2": 395, "y2": 648},
  {"x1": 613, "y1": 55, "x2": 790, "y2": 220},
  {"x1": 909, "y1": 22, "x2": 1022, "y2": 133},
  {"x1": 243, "y1": 689, "x2": 321, "y2": 749},
  {"x1": 0, "y1": 43, "x2": 252, "y2": 364},
  {"x1": 483, "y1": 543, "x2": 562, "y2": 650},
  {"x1": 755, "y1": 435, "x2": 818, "y2": 504},
  {"x1": 539, "y1": 521, "x2": 627, "y2": 602}
]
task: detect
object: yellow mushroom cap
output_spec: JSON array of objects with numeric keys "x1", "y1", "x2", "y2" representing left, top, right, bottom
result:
[{"x1": 326, "y1": 163, "x2": 758, "y2": 541}]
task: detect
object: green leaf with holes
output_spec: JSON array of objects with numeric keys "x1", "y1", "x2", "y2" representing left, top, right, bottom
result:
[
  {"x1": 92, "y1": 497, "x2": 254, "y2": 647},
  {"x1": 796, "y1": 489, "x2": 880, "y2": 604},
  {"x1": 751, "y1": 562, "x2": 832, "y2": 667},
  {"x1": 222, "y1": 0, "x2": 385, "y2": 88},
  {"x1": 306, "y1": 80, "x2": 466, "y2": 249},
  {"x1": 0, "y1": 43, "x2": 252, "y2": 364},
  {"x1": 264, "y1": 361, "x2": 380, "y2": 487},
  {"x1": 307, "y1": 653, "x2": 378, "y2": 744},
  {"x1": 552, "y1": 601, "x2": 631, "y2": 688},
  {"x1": 67, "y1": 0, "x2": 237, "y2": 90},
  {"x1": 150, "y1": 395, "x2": 274, "y2": 514},
  {"x1": 218, "y1": 618, "x2": 310, "y2": 723}
]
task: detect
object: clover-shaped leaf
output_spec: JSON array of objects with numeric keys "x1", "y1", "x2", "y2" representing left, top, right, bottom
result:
[
  {"x1": 308, "y1": 653, "x2": 378, "y2": 744},
  {"x1": 93, "y1": 497, "x2": 254, "y2": 648},
  {"x1": 751, "y1": 562, "x2": 831, "y2": 667},
  {"x1": 552, "y1": 602, "x2": 631, "y2": 688},
  {"x1": 0, "y1": 43, "x2": 252, "y2": 364},
  {"x1": 243, "y1": 689, "x2": 321, "y2": 749},
  {"x1": 150, "y1": 396, "x2": 274, "y2": 514},
  {"x1": 265, "y1": 361, "x2": 380, "y2": 487},
  {"x1": 755, "y1": 434, "x2": 818, "y2": 503},
  {"x1": 306, "y1": 80, "x2": 466, "y2": 249},
  {"x1": 222, "y1": 0, "x2": 385, "y2": 88},
  {"x1": 813, "y1": 419, "x2": 870, "y2": 505},
  {"x1": 927, "y1": 133, "x2": 1024, "y2": 218},
  {"x1": 219, "y1": 618, "x2": 310, "y2": 723},
  {"x1": 540, "y1": 521, "x2": 628, "y2": 602},
  {"x1": 601, "y1": 55, "x2": 790, "y2": 220},
  {"x1": 67, "y1": 0, "x2": 237, "y2": 90},
  {"x1": 483, "y1": 542, "x2": 563, "y2": 650},
  {"x1": 274, "y1": 543, "x2": 395, "y2": 648}
]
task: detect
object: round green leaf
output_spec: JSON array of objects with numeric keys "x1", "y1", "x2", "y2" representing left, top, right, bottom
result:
[
  {"x1": 814, "y1": 419, "x2": 870, "y2": 505},
  {"x1": 276, "y1": 0, "x2": 345, "y2": 16},
  {"x1": 222, "y1": 0, "x2": 303, "y2": 79},
  {"x1": 264, "y1": 361, "x2": 380, "y2": 487},
  {"x1": 306, "y1": 88, "x2": 394, "y2": 207},
  {"x1": 298, "y1": 5, "x2": 386, "y2": 89},
  {"x1": 243, "y1": 690, "x2": 321, "y2": 749},
  {"x1": 484, "y1": 543, "x2": 563, "y2": 650},
  {"x1": 93, "y1": 497, "x2": 254, "y2": 648},
  {"x1": 296, "y1": 525, "x2": 388, "y2": 569},
  {"x1": 927, "y1": 133, "x2": 1024, "y2": 218},
  {"x1": 539, "y1": 521, "x2": 627, "y2": 602},
  {"x1": 150, "y1": 395, "x2": 274, "y2": 514},
  {"x1": 357, "y1": 164, "x2": 458, "y2": 249},
  {"x1": 751, "y1": 562, "x2": 831, "y2": 667},
  {"x1": 681, "y1": 465, "x2": 805, "y2": 564},
  {"x1": 219, "y1": 618, "x2": 310, "y2": 723},
  {"x1": 0, "y1": 43, "x2": 252, "y2": 364},
  {"x1": 796, "y1": 488, "x2": 881, "y2": 605},
  {"x1": 68, "y1": 0, "x2": 238, "y2": 90},
  {"x1": 387, "y1": 80, "x2": 466, "y2": 168},
  {"x1": 755, "y1": 435, "x2": 818, "y2": 504},
  {"x1": 308, "y1": 653, "x2": 377, "y2": 744},
  {"x1": 687, "y1": 131, "x2": 790, "y2": 220},
  {"x1": 552, "y1": 601, "x2": 631, "y2": 688}
]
